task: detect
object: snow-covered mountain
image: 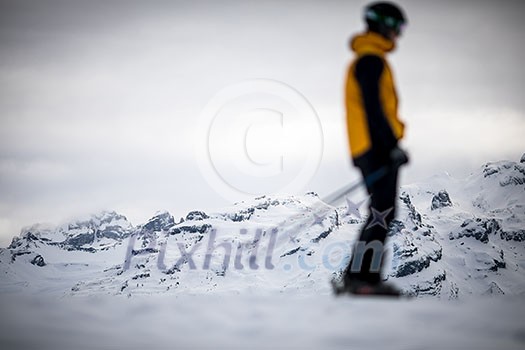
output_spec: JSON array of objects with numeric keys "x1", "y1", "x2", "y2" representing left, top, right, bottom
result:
[{"x1": 1, "y1": 155, "x2": 524, "y2": 298}]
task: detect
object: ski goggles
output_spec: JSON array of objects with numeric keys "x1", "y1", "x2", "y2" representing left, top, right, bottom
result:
[
  {"x1": 366, "y1": 10, "x2": 406, "y2": 36},
  {"x1": 385, "y1": 17, "x2": 406, "y2": 36}
]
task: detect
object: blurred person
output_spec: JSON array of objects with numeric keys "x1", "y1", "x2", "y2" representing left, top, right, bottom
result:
[{"x1": 339, "y1": 1, "x2": 409, "y2": 296}]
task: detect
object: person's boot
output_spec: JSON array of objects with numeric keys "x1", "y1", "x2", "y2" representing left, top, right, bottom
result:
[{"x1": 346, "y1": 279, "x2": 402, "y2": 297}]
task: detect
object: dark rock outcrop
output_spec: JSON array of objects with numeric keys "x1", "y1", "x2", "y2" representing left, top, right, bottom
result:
[
  {"x1": 400, "y1": 193, "x2": 422, "y2": 228},
  {"x1": 185, "y1": 211, "x2": 209, "y2": 221},
  {"x1": 30, "y1": 255, "x2": 46, "y2": 267},
  {"x1": 65, "y1": 232, "x2": 95, "y2": 248},
  {"x1": 143, "y1": 212, "x2": 175, "y2": 232},
  {"x1": 409, "y1": 271, "x2": 447, "y2": 297},
  {"x1": 170, "y1": 224, "x2": 211, "y2": 235},
  {"x1": 500, "y1": 229, "x2": 525, "y2": 242},
  {"x1": 482, "y1": 161, "x2": 525, "y2": 187},
  {"x1": 431, "y1": 190, "x2": 452, "y2": 210},
  {"x1": 393, "y1": 243, "x2": 442, "y2": 278},
  {"x1": 449, "y1": 218, "x2": 501, "y2": 244}
]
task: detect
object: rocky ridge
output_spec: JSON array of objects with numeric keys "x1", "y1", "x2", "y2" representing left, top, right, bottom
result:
[{"x1": 1, "y1": 156, "x2": 524, "y2": 298}]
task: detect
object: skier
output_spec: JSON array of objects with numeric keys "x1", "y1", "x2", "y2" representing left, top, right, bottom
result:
[{"x1": 340, "y1": 2, "x2": 409, "y2": 296}]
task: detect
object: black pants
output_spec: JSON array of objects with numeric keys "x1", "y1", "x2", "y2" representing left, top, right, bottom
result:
[{"x1": 344, "y1": 159, "x2": 398, "y2": 285}]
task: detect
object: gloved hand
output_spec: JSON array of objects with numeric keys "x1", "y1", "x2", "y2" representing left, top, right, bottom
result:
[{"x1": 389, "y1": 147, "x2": 409, "y2": 169}]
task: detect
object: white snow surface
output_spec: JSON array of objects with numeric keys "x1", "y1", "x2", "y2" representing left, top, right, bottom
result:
[
  {"x1": 1, "y1": 157, "x2": 524, "y2": 349},
  {"x1": 0, "y1": 293, "x2": 524, "y2": 350}
]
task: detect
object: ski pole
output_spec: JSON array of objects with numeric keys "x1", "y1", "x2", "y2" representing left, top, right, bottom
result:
[{"x1": 322, "y1": 165, "x2": 390, "y2": 205}]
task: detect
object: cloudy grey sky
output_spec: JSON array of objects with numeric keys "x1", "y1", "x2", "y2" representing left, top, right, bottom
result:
[{"x1": 1, "y1": 0, "x2": 524, "y2": 246}]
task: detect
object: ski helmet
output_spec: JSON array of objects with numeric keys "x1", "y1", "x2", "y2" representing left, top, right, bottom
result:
[{"x1": 364, "y1": 2, "x2": 407, "y2": 37}]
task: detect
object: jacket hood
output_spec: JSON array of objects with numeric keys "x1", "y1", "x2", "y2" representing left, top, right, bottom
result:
[{"x1": 350, "y1": 32, "x2": 395, "y2": 55}]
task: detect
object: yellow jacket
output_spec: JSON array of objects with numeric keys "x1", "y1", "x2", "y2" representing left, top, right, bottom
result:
[{"x1": 345, "y1": 32, "x2": 405, "y2": 160}]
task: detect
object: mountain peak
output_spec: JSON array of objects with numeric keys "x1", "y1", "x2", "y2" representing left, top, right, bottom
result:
[{"x1": 141, "y1": 211, "x2": 175, "y2": 233}]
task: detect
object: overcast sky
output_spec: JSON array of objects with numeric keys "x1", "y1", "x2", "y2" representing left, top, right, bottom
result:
[{"x1": 1, "y1": 0, "x2": 524, "y2": 246}]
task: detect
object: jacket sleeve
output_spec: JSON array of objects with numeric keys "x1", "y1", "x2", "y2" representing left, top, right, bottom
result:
[{"x1": 354, "y1": 55, "x2": 398, "y2": 159}]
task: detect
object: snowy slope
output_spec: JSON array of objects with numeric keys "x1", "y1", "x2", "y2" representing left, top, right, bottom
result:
[
  {"x1": 0, "y1": 156, "x2": 524, "y2": 299},
  {"x1": 0, "y1": 293, "x2": 524, "y2": 350}
]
